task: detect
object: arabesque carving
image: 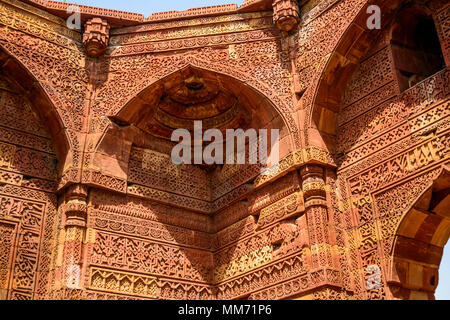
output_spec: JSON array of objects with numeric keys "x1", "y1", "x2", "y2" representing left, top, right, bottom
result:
[{"x1": 0, "y1": 0, "x2": 448, "y2": 301}]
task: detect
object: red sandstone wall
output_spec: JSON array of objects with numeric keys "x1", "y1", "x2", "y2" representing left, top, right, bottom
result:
[
  {"x1": 0, "y1": 0, "x2": 448, "y2": 300},
  {"x1": 0, "y1": 74, "x2": 59, "y2": 299}
]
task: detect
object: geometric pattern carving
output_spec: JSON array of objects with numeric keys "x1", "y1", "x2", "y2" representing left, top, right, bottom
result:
[
  {"x1": 258, "y1": 192, "x2": 304, "y2": 229},
  {"x1": 0, "y1": 142, "x2": 15, "y2": 169},
  {"x1": 90, "y1": 231, "x2": 213, "y2": 283},
  {"x1": 89, "y1": 267, "x2": 158, "y2": 299},
  {"x1": 214, "y1": 245, "x2": 273, "y2": 283},
  {"x1": 0, "y1": 190, "x2": 56, "y2": 300},
  {"x1": 0, "y1": 0, "x2": 448, "y2": 301},
  {"x1": 0, "y1": 222, "x2": 16, "y2": 300},
  {"x1": 0, "y1": 68, "x2": 58, "y2": 301}
]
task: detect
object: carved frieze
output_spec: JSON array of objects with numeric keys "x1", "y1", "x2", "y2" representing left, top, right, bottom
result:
[
  {"x1": 89, "y1": 267, "x2": 158, "y2": 299},
  {"x1": 0, "y1": 0, "x2": 448, "y2": 301}
]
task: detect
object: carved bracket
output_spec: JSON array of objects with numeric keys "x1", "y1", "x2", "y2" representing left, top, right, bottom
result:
[
  {"x1": 83, "y1": 18, "x2": 110, "y2": 57},
  {"x1": 272, "y1": 0, "x2": 300, "y2": 33}
]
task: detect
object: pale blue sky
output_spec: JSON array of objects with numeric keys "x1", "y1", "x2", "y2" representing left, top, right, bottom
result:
[
  {"x1": 58, "y1": 0, "x2": 244, "y2": 15},
  {"x1": 435, "y1": 244, "x2": 450, "y2": 300},
  {"x1": 54, "y1": 0, "x2": 450, "y2": 301}
]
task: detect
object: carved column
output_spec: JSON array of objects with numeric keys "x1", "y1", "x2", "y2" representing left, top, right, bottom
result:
[
  {"x1": 300, "y1": 165, "x2": 343, "y2": 297},
  {"x1": 60, "y1": 184, "x2": 88, "y2": 293},
  {"x1": 301, "y1": 165, "x2": 329, "y2": 267},
  {"x1": 272, "y1": 0, "x2": 300, "y2": 33},
  {"x1": 83, "y1": 18, "x2": 110, "y2": 57}
]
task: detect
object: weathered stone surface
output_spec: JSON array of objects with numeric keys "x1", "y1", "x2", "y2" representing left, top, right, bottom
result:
[
  {"x1": 0, "y1": 0, "x2": 448, "y2": 300},
  {"x1": 83, "y1": 18, "x2": 110, "y2": 57}
]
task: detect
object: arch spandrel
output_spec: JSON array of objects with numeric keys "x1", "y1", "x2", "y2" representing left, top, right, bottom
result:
[{"x1": 94, "y1": 48, "x2": 300, "y2": 149}]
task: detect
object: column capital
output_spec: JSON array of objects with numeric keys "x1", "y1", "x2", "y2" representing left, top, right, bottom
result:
[
  {"x1": 300, "y1": 165, "x2": 327, "y2": 208},
  {"x1": 63, "y1": 184, "x2": 89, "y2": 227}
]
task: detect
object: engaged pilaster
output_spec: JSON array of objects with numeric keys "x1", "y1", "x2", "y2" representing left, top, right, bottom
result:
[
  {"x1": 300, "y1": 165, "x2": 343, "y2": 296},
  {"x1": 61, "y1": 184, "x2": 88, "y2": 292}
]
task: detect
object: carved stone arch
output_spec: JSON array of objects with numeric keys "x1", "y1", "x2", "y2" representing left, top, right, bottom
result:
[
  {"x1": 306, "y1": 0, "x2": 448, "y2": 153},
  {"x1": 100, "y1": 55, "x2": 299, "y2": 150},
  {"x1": 0, "y1": 48, "x2": 67, "y2": 300},
  {"x1": 118, "y1": 63, "x2": 291, "y2": 130},
  {"x1": 388, "y1": 165, "x2": 450, "y2": 300},
  {"x1": 0, "y1": 44, "x2": 74, "y2": 178},
  {"x1": 306, "y1": 0, "x2": 398, "y2": 152},
  {"x1": 92, "y1": 63, "x2": 297, "y2": 191}
]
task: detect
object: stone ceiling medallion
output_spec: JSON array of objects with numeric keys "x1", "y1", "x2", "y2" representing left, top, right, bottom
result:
[
  {"x1": 184, "y1": 75, "x2": 205, "y2": 90},
  {"x1": 165, "y1": 76, "x2": 220, "y2": 105},
  {"x1": 141, "y1": 68, "x2": 253, "y2": 139}
]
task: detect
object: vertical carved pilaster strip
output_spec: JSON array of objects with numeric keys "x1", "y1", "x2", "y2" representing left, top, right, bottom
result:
[
  {"x1": 301, "y1": 165, "x2": 328, "y2": 267},
  {"x1": 61, "y1": 184, "x2": 88, "y2": 293}
]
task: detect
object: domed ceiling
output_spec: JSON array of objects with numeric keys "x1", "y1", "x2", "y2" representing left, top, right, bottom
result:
[{"x1": 130, "y1": 67, "x2": 253, "y2": 140}]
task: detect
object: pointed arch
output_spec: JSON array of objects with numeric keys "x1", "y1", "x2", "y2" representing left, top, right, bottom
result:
[
  {"x1": 307, "y1": 0, "x2": 448, "y2": 153},
  {"x1": 103, "y1": 60, "x2": 299, "y2": 151},
  {"x1": 0, "y1": 45, "x2": 72, "y2": 173},
  {"x1": 388, "y1": 165, "x2": 450, "y2": 299}
]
